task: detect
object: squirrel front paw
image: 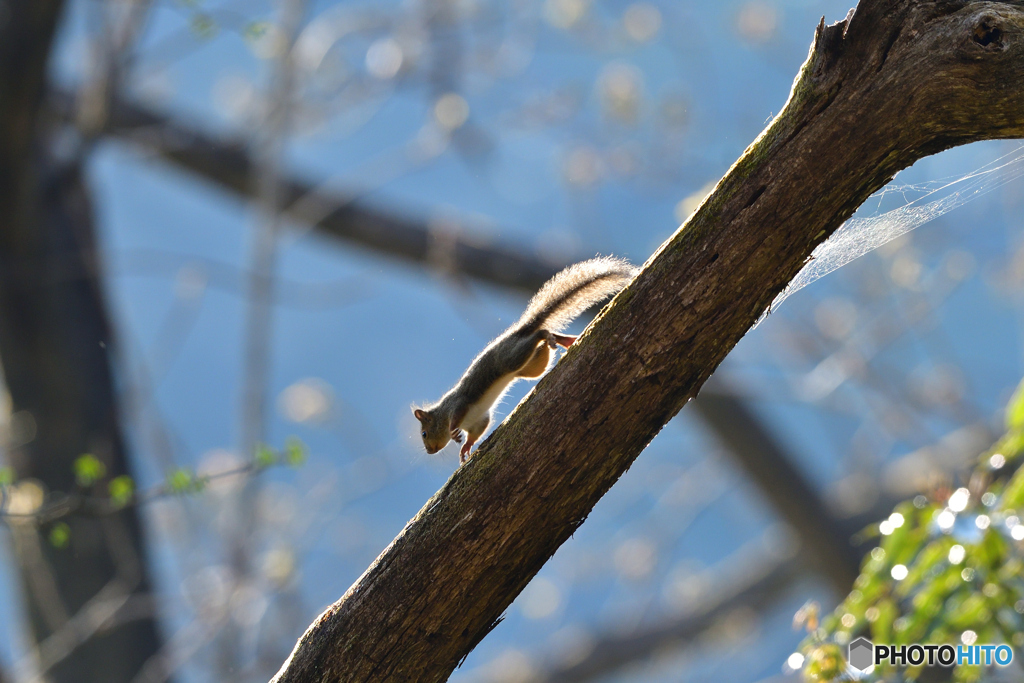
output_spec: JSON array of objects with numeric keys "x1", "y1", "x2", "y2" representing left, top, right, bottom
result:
[{"x1": 450, "y1": 428, "x2": 464, "y2": 443}]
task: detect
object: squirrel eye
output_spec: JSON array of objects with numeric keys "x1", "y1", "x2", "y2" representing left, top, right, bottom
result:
[{"x1": 421, "y1": 431, "x2": 427, "y2": 438}]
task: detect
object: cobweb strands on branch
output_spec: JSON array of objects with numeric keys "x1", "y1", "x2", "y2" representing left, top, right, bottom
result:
[{"x1": 765, "y1": 143, "x2": 1024, "y2": 316}]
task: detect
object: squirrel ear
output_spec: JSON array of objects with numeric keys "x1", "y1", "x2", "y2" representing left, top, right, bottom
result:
[{"x1": 413, "y1": 409, "x2": 425, "y2": 421}]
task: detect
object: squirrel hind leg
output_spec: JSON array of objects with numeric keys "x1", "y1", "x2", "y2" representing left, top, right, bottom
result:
[
  {"x1": 517, "y1": 343, "x2": 551, "y2": 378},
  {"x1": 540, "y1": 330, "x2": 576, "y2": 349},
  {"x1": 551, "y1": 333, "x2": 576, "y2": 348}
]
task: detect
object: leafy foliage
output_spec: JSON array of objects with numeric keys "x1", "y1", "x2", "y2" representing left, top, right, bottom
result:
[
  {"x1": 284, "y1": 437, "x2": 307, "y2": 468},
  {"x1": 0, "y1": 439, "x2": 309, "y2": 524},
  {"x1": 74, "y1": 454, "x2": 106, "y2": 487},
  {"x1": 255, "y1": 444, "x2": 277, "y2": 469},
  {"x1": 798, "y1": 379, "x2": 1024, "y2": 682},
  {"x1": 49, "y1": 522, "x2": 71, "y2": 549},
  {"x1": 108, "y1": 475, "x2": 135, "y2": 509},
  {"x1": 166, "y1": 468, "x2": 204, "y2": 494},
  {"x1": 189, "y1": 13, "x2": 217, "y2": 40},
  {"x1": 243, "y1": 21, "x2": 270, "y2": 40}
]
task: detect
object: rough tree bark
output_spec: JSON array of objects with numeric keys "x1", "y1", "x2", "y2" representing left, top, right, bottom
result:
[
  {"x1": 268, "y1": 1, "x2": 1024, "y2": 681},
  {"x1": 0, "y1": 2, "x2": 164, "y2": 681}
]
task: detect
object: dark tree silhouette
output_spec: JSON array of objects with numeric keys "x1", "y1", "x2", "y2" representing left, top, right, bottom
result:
[{"x1": 0, "y1": 2, "x2": 164, "y2": 681}]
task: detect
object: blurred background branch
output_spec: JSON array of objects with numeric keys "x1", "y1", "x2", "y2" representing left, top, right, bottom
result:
[{"x1": 48, "y1": 91, "x2": 564, "y2": 292}]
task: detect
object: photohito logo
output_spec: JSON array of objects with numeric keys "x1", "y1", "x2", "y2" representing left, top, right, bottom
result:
[{"x1": 847, "y1": 637, "x2": 1014, "y2": 672}]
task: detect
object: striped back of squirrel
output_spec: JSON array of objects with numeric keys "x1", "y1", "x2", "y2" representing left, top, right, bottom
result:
[{"x1": 515, "y1": 256, "x2": 637, "y2": 333}]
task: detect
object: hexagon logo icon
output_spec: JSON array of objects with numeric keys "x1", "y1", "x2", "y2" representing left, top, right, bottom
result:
[{"x1": 848, "y1": 637, "x2": 874, "y2": 671}]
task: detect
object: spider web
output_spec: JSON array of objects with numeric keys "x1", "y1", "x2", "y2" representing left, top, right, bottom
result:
[{"x1": 764, "y1": 143, "x2": 1024, "y2": 317}]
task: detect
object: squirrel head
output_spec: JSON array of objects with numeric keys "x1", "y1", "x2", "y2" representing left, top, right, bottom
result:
[{"x1": 413, "y1": 407, "x2": 449, "y2": 454}]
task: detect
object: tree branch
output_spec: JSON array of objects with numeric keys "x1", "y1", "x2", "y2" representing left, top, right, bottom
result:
[
  {"x1": 524, "y1": 536, "x2": 803, "y2": 683},
  {"x1": 47, "y1": 90, "x2": 558, "y2": 294},
  {"x1": 269, "y1": 2, "x2": 1024, "y2": 680},
  {"x1": 692, "y1": 389, "x2": 862, "y2": 592}
]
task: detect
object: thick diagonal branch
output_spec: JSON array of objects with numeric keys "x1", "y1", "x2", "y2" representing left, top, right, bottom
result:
[{"x1": 269, "y1": 2, "x2": 1024, "y2": 680}]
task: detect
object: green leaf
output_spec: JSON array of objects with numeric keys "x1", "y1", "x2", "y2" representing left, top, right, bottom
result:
[
  {"x1": 899, "y1": 538, "x2": 950, "y2": 595},
  {"x1": 996, "y1": 557, "x2": 1023, "y2": 583},
  {"x1": 49, "y1": 522, "x2": 71, "y2": 548},
  {"x1": 189, "y1": 13, "x2": 217, "y2": 39},
  {"x1": 255, "y1": 444, "x2": 276, "y2": 469},
  {"x1": 74, "y1": 454, "x2": 106, "y2": 487},
  {"x1": 108, "y1": 475, "x2": 135, "y2": 508},
  {"x1": 243, "y1": 21, "x2": 270, "y2": 40},
  {"x1": 954, "y1": 662, "x2": 982, "y2": 683},
  {"x1": 870, "y1": 598, "x2": 897, "y2": 644},
  {"x1": 994, "y1": 431, "x2": 1024, "y2": 460},
  {"x1": 946, "y1": 593, "x2": 990, "y2": 629},
  {"x1": 912, "y1": 564, "x2": 960, "y2": 618},
  {"x1": 1003, "y1": 466, "x2": 1024, "y2": 509},
  {"x1": 804, "y1": 644, "x2": 844, "y2": 681},
  {"x1": 0, "y1": 467, "x2": 14, "y2": 486},
  {"x1": 977, "y1": 528, "x2": 1008, "y2": 568},
  {"x1": 167, "y1": 468, "x2": 195, "y2": 494},
  {"x1": 284, "y1": 437, "x2": 307, "y2": 467},
  {"x1": 881, "y1": 510, "x2": 924, "y2": 568},
  {"x1": 1007, "y1": 377, "x2": 1024, "y2": 430}
]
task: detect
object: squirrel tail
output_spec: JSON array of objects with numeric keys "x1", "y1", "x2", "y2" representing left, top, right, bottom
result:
[{"x1": 516, "y1": 256, "x2": 638, "y2": 333}]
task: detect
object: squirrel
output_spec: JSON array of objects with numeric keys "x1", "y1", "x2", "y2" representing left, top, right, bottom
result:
[{"x1": 413, "y1": 256, "x2": 637, "y2": 463}]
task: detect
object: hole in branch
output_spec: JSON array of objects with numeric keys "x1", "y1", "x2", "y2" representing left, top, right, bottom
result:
[
  {"x1": 973, "y1": 20, "x2": 1003, "y2": 47},
  {"x1": 745, "y1": 185, "x2": 767, "y2": 209}
]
